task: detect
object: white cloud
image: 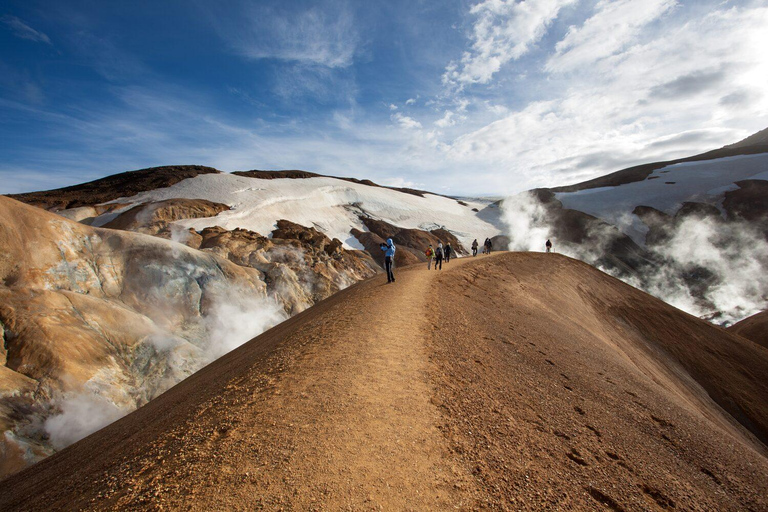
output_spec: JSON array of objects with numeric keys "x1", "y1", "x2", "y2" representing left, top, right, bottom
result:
[
  {"x1": 1, "y1": 15, "x2": 51, "y2": 45},
  {"x1": 392, "y1": 112, "x2": 423, "y2": 130},
  {"x1": 443, "y1": 0, "x2": 577, "y2": 86},
  {"x1": 547, "y1": 0, "x2": 677, "y2": 73},
  {"x1": 389, "y1": 103, "x2": 398, "y2": 110},
  {"x1": 405, "y1": 98, "x2": 416, "y2": 105},
  {"x1": 438, "y1": 4, "x2": 768, "y2": 191},
  {"x1": 434, "y1": 110, "x2": 456, "y2": 128}
]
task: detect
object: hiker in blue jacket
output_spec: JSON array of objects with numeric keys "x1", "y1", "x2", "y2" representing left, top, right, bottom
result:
[{"x1": 380, "y1": 238, "x2": 396, "y2": 283}]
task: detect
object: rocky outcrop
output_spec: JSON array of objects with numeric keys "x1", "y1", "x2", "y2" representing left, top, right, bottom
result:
[
  {"x1": 723, "y1": 180, "x2": 768, "y2": 238},
  {"x1": 355, "y1": 217, "x2": 468, "y2": 267},
  {"x1": 102, "y1": 198, "x2": 231, "y2": 238},
  {"x1": 193, "y1": 222, "x2": 379, "y2": 314}
]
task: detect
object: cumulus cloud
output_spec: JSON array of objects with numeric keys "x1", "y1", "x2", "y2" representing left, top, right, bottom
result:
[
  {"x1": 434, "y1": 110, "x2": 456, "y2": 128},
  {"x1": 444, "y1": 0, "x2": 576, "y2": 86},
  {"x1": 392, "y1": 112, "x2": 422, "y2": 130}
]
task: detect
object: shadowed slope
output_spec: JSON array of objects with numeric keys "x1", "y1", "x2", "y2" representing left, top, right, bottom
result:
[
  {"x1": 729, "y1": 310, "x2": 768, "y2": 349},
  {"x1": 0, "y1": 254, "x2": 766, "y2": 510}
]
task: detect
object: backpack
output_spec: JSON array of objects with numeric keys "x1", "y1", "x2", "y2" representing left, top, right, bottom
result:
[
  {"x1": 426, "y1": 247, "x2": 434, "y2": 257},
  {"x1": 436, "y1": 247, "x2": 443, "y2": 258}
]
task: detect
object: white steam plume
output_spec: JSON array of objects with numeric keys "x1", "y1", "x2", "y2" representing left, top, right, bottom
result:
[
  {"x1": 500, "y1": 192, "x2": 552, "y2": 251},
  {"x1": 499, "y1": 193, "x2": 768, "y2": 325}
]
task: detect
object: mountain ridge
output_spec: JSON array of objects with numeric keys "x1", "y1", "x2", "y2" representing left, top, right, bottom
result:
[{"x1": 551, "y1": 127, "x2": 768, "y2": 193}]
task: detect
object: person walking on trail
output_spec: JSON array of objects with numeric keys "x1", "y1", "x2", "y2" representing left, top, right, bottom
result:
[
  {"x1": 444, "y1": 243, "x2": 452, "y2": 263},
  {"x1": 434, "y1": 243, "x2": 444, "y2": 270},
  {"x1": 485, "y1": 238, "x2": 493, "y2": 255},
  {"x1": 471, "y1": 239, "x2": 478, "y2": 257},
  {"x1": 380, "y1": 238, "x2": 396, "y2": 283},
  {"x1": 482, "y1": 238, "x2": 489, "y2": 254},
  {"x1": 425, "y1": 244, "x2": 435, "y2": 270},
  {"x1": 546, "y1": 239, "x2": 553, "y2": 253}
]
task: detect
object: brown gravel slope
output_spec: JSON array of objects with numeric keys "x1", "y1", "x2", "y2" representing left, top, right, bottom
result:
[
  {"x1": 729, "y1": 310, "x2": 768, "y2": 349},
  {"x1": 0, "y1": 253, "x2": 767, "y2": 510}
]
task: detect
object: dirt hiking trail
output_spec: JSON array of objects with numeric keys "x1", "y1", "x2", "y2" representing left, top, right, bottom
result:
[{"x1": 1, "y1": 253, "x2": 767, "y2": 511}]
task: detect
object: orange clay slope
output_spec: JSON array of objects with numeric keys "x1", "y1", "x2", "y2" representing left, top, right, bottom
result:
[{"x1": 0, "y1": 252, "x2": 767, "y2": 511}]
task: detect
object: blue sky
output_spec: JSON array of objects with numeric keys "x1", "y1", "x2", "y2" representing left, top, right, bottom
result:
[{"x1": 1, "y1": 0, "x2": 767, "y2": 195}]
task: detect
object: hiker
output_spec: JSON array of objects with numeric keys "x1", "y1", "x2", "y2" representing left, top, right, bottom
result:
[
  {"x1": 546, "y1": 239, "x2": 552, "y2": 253},
  {"x1": 485, "y1": 238, "x2": 493, "y2": 255},
  {"x1": 444, "y1": 243, "x2": 452, "y2": 263},
  {"x1": 434, "y1": 243, "x2": 444, "y2": 270},
  {"x1": 471, "y1": 239, "x2": 478, "y2": 257},
  {"x1": 379, "y1": 238, "x2": 396, "y2": 283},
  {"x1": 482, "y1": 238, "x2": 489, "y2": 254},
  {"x1": 425, "y1": 244, "x2": 435, "y2": 269}
]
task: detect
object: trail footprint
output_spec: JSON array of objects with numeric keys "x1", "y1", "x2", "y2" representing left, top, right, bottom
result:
[
  {"x1": 567, "y1": 448, "x2": 589, "y2": 467},
  {"x1": 586, "y1": 486, "x2": 624, "y2": 511},
  {"x1": 651, "y1": 415, "x2": 674, "y2": 428},
  {"x1": 640, "y1": 485, "x2": 676, "y2": 509}
]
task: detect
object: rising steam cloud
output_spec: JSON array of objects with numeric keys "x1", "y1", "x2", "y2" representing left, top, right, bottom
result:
[
  {"x1": 42, "y1": 286, "x2": 286, "y2": 449},
  {"x1": 500, "y1": 192, "x2": 768, "y2": 325}
]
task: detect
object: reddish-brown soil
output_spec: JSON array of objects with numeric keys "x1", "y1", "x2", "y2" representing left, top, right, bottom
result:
[
  {"x1": 0, "y1": 253, "x2": 766, "y2": 510},
  {"x1": 7, "y1": 166, "x2": 220, "y2": 211}
]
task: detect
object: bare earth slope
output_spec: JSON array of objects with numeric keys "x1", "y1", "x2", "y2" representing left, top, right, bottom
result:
[
  {"x1": 1, "y1": 254, "x2": 767, "y2": 510},
  {"x1": 729, "y1": 310, "x2": 768, "y2": 349}
]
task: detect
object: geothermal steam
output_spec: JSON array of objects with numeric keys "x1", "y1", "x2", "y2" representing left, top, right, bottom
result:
[{"x1": 500, "y1": 192, "x2": 768, "y2": 325}]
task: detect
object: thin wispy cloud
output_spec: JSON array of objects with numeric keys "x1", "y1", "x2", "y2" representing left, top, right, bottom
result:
[
  {"x1": 1, "y1": 15, "x2": 51, "y2": 44},
  {"x1": 546, "y1": 0, "x2": 677, "y2": 73},
  {"x1": 207, "y1": 1, "x2": 359, "y2": 68}
]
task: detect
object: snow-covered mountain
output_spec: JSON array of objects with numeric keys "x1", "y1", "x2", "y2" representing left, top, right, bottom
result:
[{"x1": 84, "y1": 171, "x2": 501, "y2": 251}]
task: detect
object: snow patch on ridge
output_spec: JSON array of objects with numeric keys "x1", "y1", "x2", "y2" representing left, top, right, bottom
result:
[{"x1": 555, "y1": 153, "x2": 768, "y2": 244}]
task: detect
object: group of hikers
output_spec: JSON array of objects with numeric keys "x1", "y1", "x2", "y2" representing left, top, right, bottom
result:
[
  {"x1": 379, "y1": 236, "x2": 554, "y2": 283},
  {"x1": 424, "y1": 242, "x2": 456, "y2": 271},
  {"x1": 470, "y1": 238, "x2": 494, "y2": 257}
]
